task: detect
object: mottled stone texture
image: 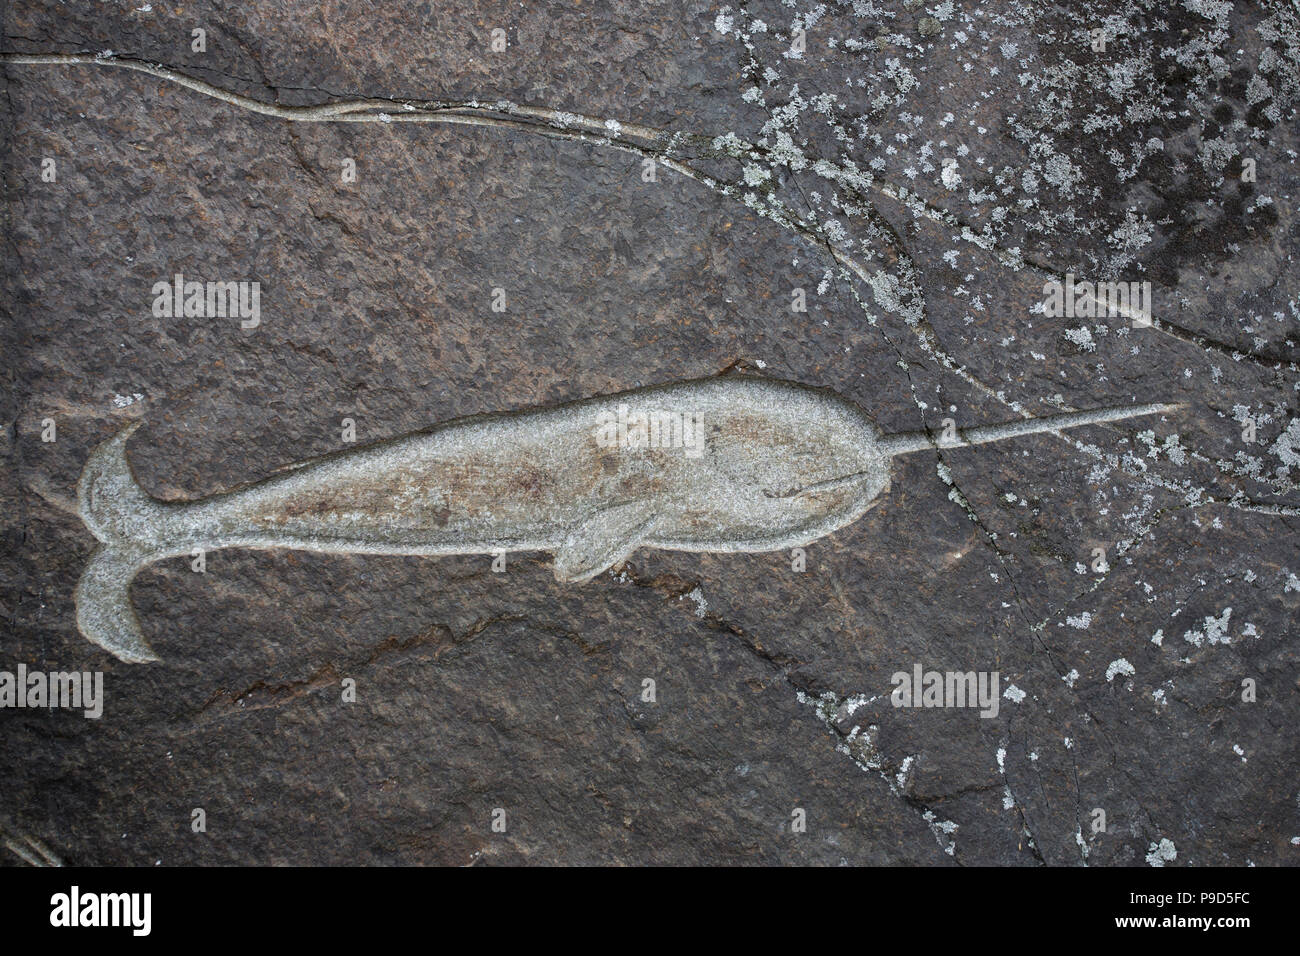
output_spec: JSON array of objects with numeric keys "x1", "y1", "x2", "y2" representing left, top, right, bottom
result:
[{"x1": 1, "y1": 0, "x2": 1298, "y2": 865}]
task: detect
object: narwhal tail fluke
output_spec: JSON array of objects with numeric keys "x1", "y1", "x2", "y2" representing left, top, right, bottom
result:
[
  {"x1": 77, "y1": 421, "x2": 154, "y2": 546},
  {"x1": 75, "y1": 423, "x2": 165, "y2": 663},
  {"x1": 75, "y1": 546, "x2": 159, "y2": 664},
  {"x1": 880, "y1": 403, "x2": 1183, "y2": 458}
]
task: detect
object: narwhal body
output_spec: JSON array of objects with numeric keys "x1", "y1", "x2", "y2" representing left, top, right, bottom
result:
[{"x1": 75, "y1": 377, "x2": 1176, "y2": 663}]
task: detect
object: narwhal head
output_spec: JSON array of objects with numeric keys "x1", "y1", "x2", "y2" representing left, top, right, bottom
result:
[{"x1": 683, "y1": 378, "x2": 894, "y2": 549}]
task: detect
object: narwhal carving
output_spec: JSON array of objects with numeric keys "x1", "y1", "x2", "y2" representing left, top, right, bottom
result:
[{"x1": 75, "y1": 377, "x2": 1177, "y2": 663}]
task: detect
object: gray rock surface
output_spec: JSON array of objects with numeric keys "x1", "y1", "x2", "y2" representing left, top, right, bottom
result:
[{"x1": 1, "y1": 0, "x2": 1297, "y2": 865}]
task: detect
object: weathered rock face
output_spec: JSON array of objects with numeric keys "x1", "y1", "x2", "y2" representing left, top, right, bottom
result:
[{"x1": 1, "y1": 0, "x2": 1297, "y2": 866}]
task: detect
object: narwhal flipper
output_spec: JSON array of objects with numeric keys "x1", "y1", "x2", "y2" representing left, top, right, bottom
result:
[
  {"x1": 74, "y1": 423, "x2": 167, "y2": 663},
  {"x1": 553, "y1": 502, "x2": 657, "y2": 583}
]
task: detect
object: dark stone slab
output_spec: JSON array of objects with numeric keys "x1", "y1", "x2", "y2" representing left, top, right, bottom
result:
[{"x1": 2, "y1": 0, "x2": 1297, "y2": 865}]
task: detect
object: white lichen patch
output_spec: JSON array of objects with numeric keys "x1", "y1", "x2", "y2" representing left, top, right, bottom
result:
[
  {"x1": 1064, "y1": 327, "x2": 1096, "y2": 352},
  {"x1": 682, "y1": 586, "x2": 708, "y2": 619},
  {"x1": 1105, "y1": 658, "x2": 1135, "y2": 682},
  {"x1": 1145, "y1": 838, "x2": 1177, "y2": 867},
  {"x1": 1182, "y1": 607, "x2": 1232, "y2": 647}
]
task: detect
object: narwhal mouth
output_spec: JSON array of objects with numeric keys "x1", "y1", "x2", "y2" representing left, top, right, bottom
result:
[{"x1": 762, "y1": 470, "x2": 875, "y2": 499}]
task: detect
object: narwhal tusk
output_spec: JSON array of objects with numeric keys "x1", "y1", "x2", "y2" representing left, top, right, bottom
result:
[{"x1": 878, "y1": 403, "x2": 1184, "y2": 458}]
